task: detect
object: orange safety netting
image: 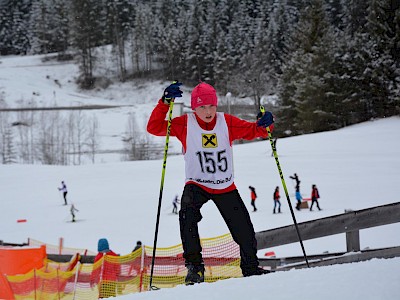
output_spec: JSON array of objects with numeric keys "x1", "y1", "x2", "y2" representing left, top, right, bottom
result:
[
  {"x1": 0, "y1": 245, "x2": 47, "y2": 300},
  {"x1": 6, "y1": 233, "x2": 243, "y2": 299}
]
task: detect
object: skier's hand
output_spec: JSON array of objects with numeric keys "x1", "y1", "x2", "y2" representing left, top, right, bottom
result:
[
  {"x1": 162, "y1": 81, "x2": 183, "y2": 104},
  {"x1": 257, "y1": 111, "x2": 274, "y2": 128}
]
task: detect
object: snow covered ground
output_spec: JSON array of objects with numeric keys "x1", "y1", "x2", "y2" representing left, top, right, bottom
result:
[{"x1": 0, "y1": 54, "x2": 399, "y2": 299}]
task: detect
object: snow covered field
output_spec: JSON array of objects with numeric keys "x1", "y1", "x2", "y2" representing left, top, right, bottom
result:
[{"x1": 1, "y1": 54, "x2": 399, "y2": 299}]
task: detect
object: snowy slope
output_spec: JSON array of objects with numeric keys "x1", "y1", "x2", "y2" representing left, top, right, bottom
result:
[{"x1": 1, "y1": 54, "x2": 399, "y2": 299}]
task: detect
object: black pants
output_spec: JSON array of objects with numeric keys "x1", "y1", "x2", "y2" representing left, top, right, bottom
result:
[
  {"x1": 310, "y1": 197, "x2": 321, "y2": 210},
  {"x1": 63, "y1": 192, "x2": 68, "y2": 205},
  {"x1": 179, "y1": 184, "x2": 259, "y2": 271},
  {"x1": 251, "y1": 200, "x2": 257, "y2": 211}
]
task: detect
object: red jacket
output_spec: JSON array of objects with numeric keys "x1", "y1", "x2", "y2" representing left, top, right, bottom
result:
[
  {"x1": 147, "y1": 100, "x2": 273, "y2": 194},
  {"x1": 312, "y1": 188, "x2": 320, "y2": 199},
  {"x1": 92, "y1": 250, "x2": 119, "y2": 282}
]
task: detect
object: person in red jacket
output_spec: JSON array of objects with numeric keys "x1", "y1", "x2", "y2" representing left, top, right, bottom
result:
[
  {"x1": 91, "y1": 238, "x2": 119, "y2": 298},
  {"x1": 273, "y1": 186, "x2": 281, "y2": 214},
  {"x1": 249, "y1": 186, "x2": 258, "y2": 212},
  {"x1": 147, "y1": 81, "x2": 274, "y2": 284},
  {"x1": 310, "y1": 184, "x2": 322, "y2": 211}
]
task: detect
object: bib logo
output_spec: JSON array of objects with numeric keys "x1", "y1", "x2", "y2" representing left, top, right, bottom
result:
[{"x1": 202, "y1": 133, "x2": 218, "y2": 148}]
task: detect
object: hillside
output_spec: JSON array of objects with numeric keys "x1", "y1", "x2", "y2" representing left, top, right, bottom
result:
[{"x1": 1, "y1": 54, "x2": 400, "y2": 299}]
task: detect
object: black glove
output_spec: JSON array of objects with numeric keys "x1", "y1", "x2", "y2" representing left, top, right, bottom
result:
[
  {"x1": 256, "y1": 111, "x2": 274, "y2": 128},
  {"x1": 162, "y1": 81, "x2": 183, "y2": 104}
]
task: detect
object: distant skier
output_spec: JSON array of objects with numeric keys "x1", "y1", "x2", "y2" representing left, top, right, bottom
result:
[
  {"x1": 290, "y1": 173, "x2": 301, "y2": 210},
  {"x1": 295, "y1": 190, "x2": 303, "y2": 211},
  {"x1": 310, "y1": 184, "x2": 322, "y2": 211},
  {"x1": 172, "y1": 195, "x2": 180, "y2": 214},
  {"x1": 70, "y1": 203, "x2": 79, "y2": 222},
  {"x1": 58, "y1": 181, "x2": 68, "y2": 205},
  {"x1": 249, "y1": 186, "x2": 257, "y2": 212},
  {"x1": 273, "y1": 186, "x2": 281, "y2": 214},
  {"x1": 289, "y1": 173, "x2": 301, "y2": 192}
]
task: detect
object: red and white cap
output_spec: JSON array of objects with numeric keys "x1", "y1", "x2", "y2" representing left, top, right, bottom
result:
[{"x1": 191, "y1": 82, "x2": 218, "y2": 110}]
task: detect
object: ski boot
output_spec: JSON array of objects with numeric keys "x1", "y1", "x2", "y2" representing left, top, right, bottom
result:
[
  {"x1": 185, "y1": 264, "x2": 205, "y2": 285},
  {"x1": 242, "y1": 266, "x2": 272, "y2": 277}
]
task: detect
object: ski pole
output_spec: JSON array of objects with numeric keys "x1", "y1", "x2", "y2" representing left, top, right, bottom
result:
[
  {"x1": 149, "y1": 98, "x2": 175, "y2": 290},
  {"x1": 260, "y1": 106, "x2": 310, "y2": 268}
]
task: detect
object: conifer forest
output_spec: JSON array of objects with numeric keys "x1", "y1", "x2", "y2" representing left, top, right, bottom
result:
[{"x1": 1, "y1": 0, "x2": 399, "y2": 136}]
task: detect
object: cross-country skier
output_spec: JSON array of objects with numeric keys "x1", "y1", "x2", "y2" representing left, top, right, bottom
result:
[
  {"x1": 147, "y1": 81, "x2": 274, "y2": 284},
  {"x1": 58, "y1": 181, "x2": 68, "y2": 205},
  {"x1": 290, "y1": 173, "x2": 301, "y2": 192},
  {"x1": 172, "y1": 195, "x2": 180, "y2": 214},
  {"x1": 290, "y1": 173, "x2": 302, "y2": 210},
  {"x1": 70, "y1": 203, "x2": 79, "y2": 222}
]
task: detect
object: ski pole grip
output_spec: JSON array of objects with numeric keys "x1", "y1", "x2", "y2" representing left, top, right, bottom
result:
[{"x1": 259, "y1": 105, "x2": 271, "y2": 131}]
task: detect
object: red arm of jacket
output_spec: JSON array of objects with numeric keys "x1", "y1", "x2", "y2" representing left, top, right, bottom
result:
[
  {"x1": 147, "y1": 100, "x2": 275, "y2": 150},
  {"x1": 225, "y1": 114, "x2": 274, "y2": 142},
  {"x1": 147, "y1": 99, "x2": 188, "y2": 147}
]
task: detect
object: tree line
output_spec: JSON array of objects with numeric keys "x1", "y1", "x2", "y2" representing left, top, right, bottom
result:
[
  {"x1": 0, "y1": 0, "x2": 399, "y2": 137},
  {"x1": 0, "y1": 104, "x2": 100, "y2": 165},
  {"x1": 0, "y1": 100, "x2": 162, "y2": 165}
]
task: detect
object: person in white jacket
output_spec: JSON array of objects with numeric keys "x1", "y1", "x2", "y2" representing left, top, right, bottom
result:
[{"x1": 58, "y1": 181, "x2": 68, "y2": 205}]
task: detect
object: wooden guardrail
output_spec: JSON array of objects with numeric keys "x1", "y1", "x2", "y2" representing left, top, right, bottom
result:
[
  {"x1": 37, "y1": 202, "x2": 400, "y2": 268},
  {"x1": 256, "y1": 202, "x2": 400, "y2": 269}
]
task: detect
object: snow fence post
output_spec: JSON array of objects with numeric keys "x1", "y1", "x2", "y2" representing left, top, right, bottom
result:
[
  {"x1": 344, "y1": 209, "x2": 360, "y2": 252},
  {"x1": 72, "y1": 261, "x2": 81, "y2": 300}
]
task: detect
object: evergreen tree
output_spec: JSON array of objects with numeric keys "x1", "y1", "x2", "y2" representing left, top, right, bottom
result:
[
  {"x1": 278, "y1": 0, "x2": 339, "y2": 134},
  {"x1": 212, "y1": 0, "x2": 234, "y2": 93},
  {"x1": 0, "y1": 0, "x2": 31, "y2": 55},
  {"x1": 70, "y1": 0, "x2": 105, "y2": 88},
  {"x1": 129, "y1": 1, "x2": 157, "y2": 76},
  {"x1": 182, "y1": 0, "x2": 217, "y2": 83},
  {"x1": 104, "y1": 0, "x2": 134, "y2": 81},
  {"x1": 29, "y1": 0, "x2": 53, "y2": 54},
  {"x1": 340, "y1": 0, "x2": 369, "y2": 36},
  {"x1": 339, "y1": 0, "x2": 400, "y2": 123},
  {"x1": 362, "y1": 0, "x2": 400, "y2": 117},
  {"x1": 155, "y1": 0, "x2": 190, "y2": 81},
  {"x1": 224, "y1": 0, "x2": 259, "y2": 96},
  {"x1": 237, "y1": 4, "x2": 270, "y2": 111},
  {"x1": 52, "y1": 0, "x2": 71, "y2": 57},
  {"x1": 325, "y1": 0, "x2": 344, "y2": 29}
]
